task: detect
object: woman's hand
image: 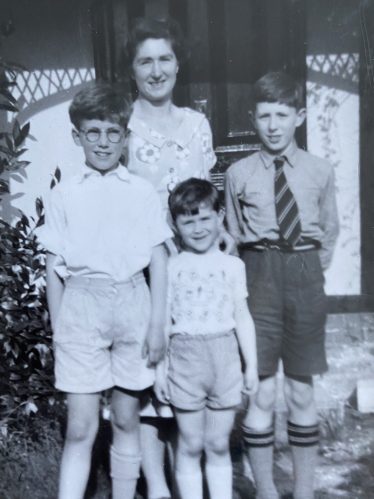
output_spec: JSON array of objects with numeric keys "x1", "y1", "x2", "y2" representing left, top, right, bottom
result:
[
  {"x1": 219, "y1": 229, "x2": 237, "y2": 255},
  {"x1": 165, "y1": 237, "x2": 179, "y2": 257}
]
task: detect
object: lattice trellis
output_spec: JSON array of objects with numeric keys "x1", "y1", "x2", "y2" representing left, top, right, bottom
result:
[
  {"x1": 306, "y1": 53, "x2": 359, "y2": 83},
  {"x1": 5, "y1": 68, "x2": 95, "y2": 110}
]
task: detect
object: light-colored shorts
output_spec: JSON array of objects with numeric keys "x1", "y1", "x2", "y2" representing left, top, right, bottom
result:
[
  {"x1": 168, "y1": 330, "x2": 243, "y2": 411},
  {"x1": 53, "y1": 274, "x2": 154, "y2": 393}
]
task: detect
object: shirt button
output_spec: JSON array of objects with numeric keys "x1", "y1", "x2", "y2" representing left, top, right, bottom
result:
[{"x1": 167, "y1": 141, "x2": 173, "y2": 147}]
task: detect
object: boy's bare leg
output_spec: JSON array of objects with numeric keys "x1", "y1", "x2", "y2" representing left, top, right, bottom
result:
[
  {"x1": 174, "y1": 409, "x2": 205, "y2": 499},
  {"x1": 140, "y1": 419, "x2": 171, "y2": 499},
  {"x1": 284, "y1": 376, "x2": 319, "y2": 499},
  {"x1": 111, "y1": 388, "x2": 142, "y2": 499},
  {"x1": 58, "y1": 393, "x2": 101, "y2": 499},
  {"x1": 242, "y1": 376, "x2": 280, "y2": 499},
  {"x1": 204, "y1": 407, "x2": 237, "y2": 499}
]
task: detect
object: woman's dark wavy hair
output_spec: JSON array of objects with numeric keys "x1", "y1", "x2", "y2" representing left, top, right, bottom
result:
[
  {"x1": 69, "y1": 83, "x2": 131, "y2": 130},
  {"x1": 168, "y1": 178, "x2": 221, "y2": 222},
  {"x1": 252, "y1": 71, "x2": 304, "y2": 110},
  {"x1": 125, "y1": 16, "x2": 187, "y2": 66}
]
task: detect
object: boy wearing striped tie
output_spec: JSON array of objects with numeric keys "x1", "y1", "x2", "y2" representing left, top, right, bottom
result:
[{"x1": 225, "y1": 72, "x2": 339, "y2": 499}]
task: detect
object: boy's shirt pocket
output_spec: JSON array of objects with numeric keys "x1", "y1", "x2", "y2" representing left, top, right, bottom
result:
[
  {"x1": 239, "y1": 188, "x2": 274, "y2": 210},
  {"x1": 237, "y1": 186, "x2": 277, "y2": 234}
]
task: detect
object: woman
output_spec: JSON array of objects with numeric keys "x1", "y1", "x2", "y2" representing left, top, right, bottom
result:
[
  {"x1": 126, "y1": 17, "x2": 216, "y2": 213},
  {"x1": 125, "y1": 17, "x2": 220, "y2": 499}
]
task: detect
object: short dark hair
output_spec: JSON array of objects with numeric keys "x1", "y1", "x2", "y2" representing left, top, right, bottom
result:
[
  {"x1": 168, "y1": 178, "x2": 221, "y2": 221},
  {"x1": 125, "y1": 16, "x2": 187, "y2": 66},
  {"x1": 69, "y1": 83, "x2": 131, "y2": 130},
  {"x1": 252, "y1": 72, "x2": 304, "y2": 110}
]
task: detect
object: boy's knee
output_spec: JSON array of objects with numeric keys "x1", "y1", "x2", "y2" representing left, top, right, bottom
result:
[
  {"x1": 254, "y1": 378, "x2": 277, "y2": 412},
  {"x1": 66, "y1": 416, "x2": 98, "y2": 444},
  {"x1": 284, "y1": 378, "x2": 314, "y2": 412},
  {"x1": 204, "y1": 435, "x2": 229, "y2": 457},
  {"x1": 111, "y1": 410, "x2": 138, "y2": 433},
  {"x1": 179, "y1": 434, "x2": 204, "y2": 457}
]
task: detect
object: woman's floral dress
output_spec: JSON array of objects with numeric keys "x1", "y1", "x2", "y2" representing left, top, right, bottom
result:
[{"x1": 127, "y1": 101, "x2": 216, "y2": 212}]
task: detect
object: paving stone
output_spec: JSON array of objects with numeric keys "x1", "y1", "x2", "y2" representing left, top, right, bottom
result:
[{"x1": 357, "y1": 378, "x2": 374, "y2": 413}]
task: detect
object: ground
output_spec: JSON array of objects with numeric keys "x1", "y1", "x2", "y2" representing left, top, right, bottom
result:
[{"x1": 1, "y1": 313, "x2": 373, "y2": 499}]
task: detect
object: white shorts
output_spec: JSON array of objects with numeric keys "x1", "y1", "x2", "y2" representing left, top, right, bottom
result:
[{"x1": 53, "y1": 274, "x2": 154, "y2": 393}]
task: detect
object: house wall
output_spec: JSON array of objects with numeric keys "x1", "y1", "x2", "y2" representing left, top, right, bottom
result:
[
  {"x1": 1, "y1": 0, "x2": 362, "y2": 297},
  {"x1": 306, "y1": 1, "x2": 361, "y2": 295},
  {"x1": 1, "y1": 0, "x2": 94, "y2": 220}
]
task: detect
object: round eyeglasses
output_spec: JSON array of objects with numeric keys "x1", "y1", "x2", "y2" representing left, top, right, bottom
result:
[{"x1": 80, "y1": 127, "x2": 124, "y2": 144}]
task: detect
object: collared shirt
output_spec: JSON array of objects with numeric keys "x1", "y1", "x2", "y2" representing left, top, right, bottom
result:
[
  {"x1": 36, "y1": 164, "x2": 173, "y2": 280},
  {"x1": 225, "y1": 141, "x2": 339, "y2": 269},
  {"x1": 127, "y1": 100, "x2": 216, "y2": 211}
]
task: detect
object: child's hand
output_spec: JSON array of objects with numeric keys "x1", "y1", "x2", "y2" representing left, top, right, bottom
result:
[
  {"x1": 154, "y1": 370, "x2": 170, "y2": 405},
  {"x1": 243, "y1": 367, "x2": 259, "y2": 396},
  {"x1": 142, "y1": 326, "x2": 166, "y2": 367}
]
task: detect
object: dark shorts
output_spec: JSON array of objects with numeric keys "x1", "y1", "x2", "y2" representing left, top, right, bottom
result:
[{"x1": 240, "y1": 248, "x2": 328, "y2": 377}]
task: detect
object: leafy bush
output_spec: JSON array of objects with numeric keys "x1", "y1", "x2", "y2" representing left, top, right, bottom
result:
[
  {"x1": 0, "y1": 66, "x2": 30, "y2": 196},
  {"x1": 0, "y1": 42, "x2": 59, "y2": 433},
  {"x1": 0, "y1": 207, "x2": 57, "y2": 431}
]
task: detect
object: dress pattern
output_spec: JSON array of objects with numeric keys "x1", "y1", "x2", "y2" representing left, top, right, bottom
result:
[{"x1": 127, "y1": 102, "x2": 216, "y2": 211}]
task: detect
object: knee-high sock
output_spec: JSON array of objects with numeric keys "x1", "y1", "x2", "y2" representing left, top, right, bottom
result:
[
  {"x1": 242, "y1": 425, "x2": 280, "y2": 499},
  {"x1": 205, "y1": 463, "x2": 232, "y2": 499},
  {"x1": 110, "y1": 446, "x2": 141, "y2": 499},
  {"x1": 175, "y1": 469, "x2": 203, "y2": 499},
  {"x1": 288, "y1": 420, "x2": 319, "y2": 499}
]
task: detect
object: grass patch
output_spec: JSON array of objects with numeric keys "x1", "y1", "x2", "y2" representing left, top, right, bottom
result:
[
  {"x1": 0, "y1": 417, "x2": 61, "y2": 499},
  {"x1": 1, "y1": 406, "x2": 373, "y2": 499}
]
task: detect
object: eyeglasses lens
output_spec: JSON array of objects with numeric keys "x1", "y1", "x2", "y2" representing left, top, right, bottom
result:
[{"x1": 84, "y1": 129, "x2": 122, "y2": 143}]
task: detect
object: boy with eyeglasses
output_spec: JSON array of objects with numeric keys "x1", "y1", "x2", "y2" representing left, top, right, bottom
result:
[{"x1": 36, "y1": 83, "x2": 172, "y2": 499}]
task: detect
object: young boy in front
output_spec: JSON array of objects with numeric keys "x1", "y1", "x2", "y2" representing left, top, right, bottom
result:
[
  {"x1": 36, "y1": 84, "x2": 172, "y2": 499},
  {"x1": 225, "y1": 72, "x2": 339, "y2": 499},
  {"x1": 155, "y1": 178, "x2": 258, "y2": 499}
]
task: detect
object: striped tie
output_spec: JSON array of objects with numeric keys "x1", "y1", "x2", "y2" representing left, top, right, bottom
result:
[{"x1": 274, "y1": 156, "x2": 301, "y2": 246}]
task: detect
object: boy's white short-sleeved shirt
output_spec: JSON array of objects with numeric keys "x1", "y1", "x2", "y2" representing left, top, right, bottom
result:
[
  {"x1": 36, "y1": 164, "x2": 172, "y2": 280},
  {"x1": 167, "y1": 250, "x2": 248, "y2": 336}
]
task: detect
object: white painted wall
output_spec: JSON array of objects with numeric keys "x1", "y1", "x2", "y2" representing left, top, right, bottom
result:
[
  {"x1": 1, "y1": 0, "x2": 94, "y2": 221},
  {"x1": 1, "y1": 1, "x2": 362, "y2": 297},
  {"x1": 306, "y1": 2, "x2": 361, "y2": 295},
  {"x1": 8, "y1": 92, "x2": 93, "y2": 218}
]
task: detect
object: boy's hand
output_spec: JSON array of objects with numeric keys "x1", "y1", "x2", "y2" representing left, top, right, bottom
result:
[
  {"x1": 142, "y1": 326, "x2": 166, "y2": 367},
  {"x1": 242, "y1": 367, "x2": 259, "y2": 396},
  {"x1": 154, "y1": 368, "x2": 170, "y2": 405}
]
